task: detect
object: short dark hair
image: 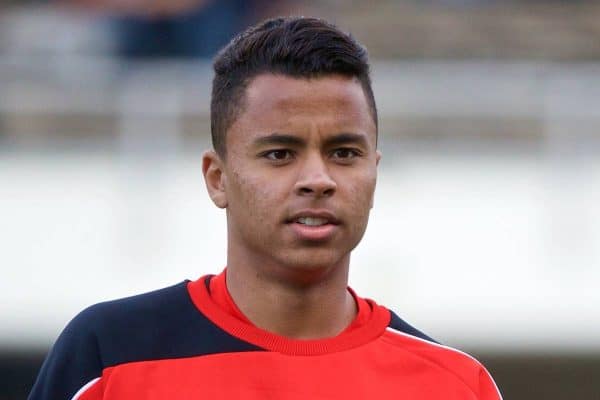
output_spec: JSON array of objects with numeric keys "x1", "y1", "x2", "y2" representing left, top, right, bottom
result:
[{"x1": 210, "y1": 16, "x2": 378, "y2": 156}]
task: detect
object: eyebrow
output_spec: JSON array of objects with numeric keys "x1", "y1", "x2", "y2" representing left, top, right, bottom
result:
[
  {"x1": 323, "y1": 132, "x2": 369, "y2": 148},
  {"x1": 253, "y1": 132, "x2": 369, "y2": 148},
  {"x1": 253, "y1": 133, "x2": 305, "y2": 147}
]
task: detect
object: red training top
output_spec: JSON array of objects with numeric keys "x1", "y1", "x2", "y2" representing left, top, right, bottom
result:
[{"x1": 29, "y1": 271, "x2": 503, "y2": 400}]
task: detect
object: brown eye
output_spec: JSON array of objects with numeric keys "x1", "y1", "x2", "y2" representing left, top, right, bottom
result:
[
  {"x1": 332, "y1": 148, "x2": 359, "y2": 160},
  {"x1": 264, "y1": 149, "x2": 294, "y2": 162}
]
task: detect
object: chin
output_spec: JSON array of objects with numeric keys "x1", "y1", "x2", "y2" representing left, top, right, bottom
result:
[{"x1": 276, "y1": 249, "x2": 349, "y2": 279}]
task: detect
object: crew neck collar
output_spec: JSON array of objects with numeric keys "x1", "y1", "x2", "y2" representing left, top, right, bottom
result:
[{"x1": 187, "y1": 275, "x2": 391, "y2": 356}]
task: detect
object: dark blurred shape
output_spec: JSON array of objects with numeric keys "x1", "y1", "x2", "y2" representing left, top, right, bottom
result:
[
  {"x1": 111, "y1": 0, "x2": 250, "y2": 59},
  {"x1": 62, "y1": 0, "x2": 278, "y2": 58},
  {"x1": 0, "y1": 352, "x2": 46, "y2": 400},
  {"x1": 481, "y1": 353, "x2": 600, "y2": 400}
]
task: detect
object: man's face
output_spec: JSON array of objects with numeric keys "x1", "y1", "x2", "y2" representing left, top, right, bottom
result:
[{"x1": 205, "y1": 74, "x2": 379, "y2": 280}]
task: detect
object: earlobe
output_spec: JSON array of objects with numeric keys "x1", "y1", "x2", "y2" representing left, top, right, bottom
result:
[{"x1": 202, "y1": 150, "x2": 228, "y2": 208}]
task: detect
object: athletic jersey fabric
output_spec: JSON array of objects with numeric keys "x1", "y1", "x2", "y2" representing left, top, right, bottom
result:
[{"x1": 29, "y1": 274, "x2": 502, "y2": 400}]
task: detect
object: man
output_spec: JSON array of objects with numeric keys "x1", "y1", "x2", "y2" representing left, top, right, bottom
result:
[{"x1": 29, "y1": 17, "x2": 502, "y2": 399}]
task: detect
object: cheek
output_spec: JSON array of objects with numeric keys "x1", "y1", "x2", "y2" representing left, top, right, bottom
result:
[
  {"x1": 230, "y1": 171, "x2": 276, "y2": 220},
  {"x1": 346, "y1": 172, "x2": 377, "y2": 216}
]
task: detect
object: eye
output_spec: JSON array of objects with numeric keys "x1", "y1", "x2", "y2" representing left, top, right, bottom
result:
[
  {"x1": 331, "y1": 148, "x2": 361, "y2": 161},
  {"x1": 262, "y1": 149, "x2": 294, "y2": 162}
]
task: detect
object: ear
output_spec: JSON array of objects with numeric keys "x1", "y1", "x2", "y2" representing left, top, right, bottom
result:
[{"x1": 202, "y1": 150, "x2": 228, "y2": 208}]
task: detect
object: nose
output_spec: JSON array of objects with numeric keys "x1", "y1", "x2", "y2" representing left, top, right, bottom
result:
[{"x1": 294, "y1": 155, "x2": 337, "y2": 198}]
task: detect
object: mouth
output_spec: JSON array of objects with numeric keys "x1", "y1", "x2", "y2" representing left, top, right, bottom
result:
[
  {"x1": 286, "y1": 211, "x2": 340, "y2": 241},
  {"x1": 286, "y1": 211, "x2": 340, "y2": 226},
  {"x1": 295, "y1": 217, "x2": 330, "y2": 227}
]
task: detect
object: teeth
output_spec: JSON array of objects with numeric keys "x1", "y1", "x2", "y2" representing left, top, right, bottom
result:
[{"x1": 297, "y1": 217, "x2": 328, "y2": 226}]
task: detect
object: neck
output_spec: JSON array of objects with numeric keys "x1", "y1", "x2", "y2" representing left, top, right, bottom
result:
[{"x1": 225, "y1": 258, "x2": 357, "y2": 340}]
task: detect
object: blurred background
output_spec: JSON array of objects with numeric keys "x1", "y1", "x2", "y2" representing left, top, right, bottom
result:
[{"x1": 1, "y1": 0, "x2": 599, "y2": 398}]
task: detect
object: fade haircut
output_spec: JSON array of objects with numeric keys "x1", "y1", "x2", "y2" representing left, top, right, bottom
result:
[{"x1": 210, "y1": 16, "x2": 378, "y2": 157}]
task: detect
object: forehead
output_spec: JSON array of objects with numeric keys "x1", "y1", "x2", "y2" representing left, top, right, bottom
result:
[
  {"x1": 226, "y1": 74, "x2": 376, "y2": 148},
  {"x1": 245, "y1": 73, "x2": 368, "y2": 111}
]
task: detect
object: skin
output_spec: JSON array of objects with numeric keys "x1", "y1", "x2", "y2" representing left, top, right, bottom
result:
[{"x1": 202, "y1": 74, "x2": 380, "y2": 339}]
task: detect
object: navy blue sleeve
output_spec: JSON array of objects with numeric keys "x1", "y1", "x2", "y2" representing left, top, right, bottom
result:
[{"x1": 28, "y1": 305, "x2": 104, "y2": 400}]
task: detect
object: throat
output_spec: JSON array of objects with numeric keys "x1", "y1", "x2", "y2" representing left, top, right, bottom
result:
[{"x1": 224, "y1": 268, "x2": 357, "y2": 339}]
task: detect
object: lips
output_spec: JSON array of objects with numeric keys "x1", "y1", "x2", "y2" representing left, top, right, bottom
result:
[
  {"x1": 286, "y1": 210, "x2": 340, "y2": 241},
  {"x1": 286, "y1": 210, "x2": 340, "y2": 226}
]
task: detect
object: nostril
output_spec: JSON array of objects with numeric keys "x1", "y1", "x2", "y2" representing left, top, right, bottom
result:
[{"x1": 297, "y1": 186, "x2": 335, "y2": 197}]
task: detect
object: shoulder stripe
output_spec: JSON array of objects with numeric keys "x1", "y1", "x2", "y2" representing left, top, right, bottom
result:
[
  {"x1": 71, "y1": 377, "x2": 100, "y2": 400},
  {"x1": 386, "y1": 327, "x2": 503, "y2": 399},
  {"x1": 386, "y1": 326, "x2": 478, "y2": 359}
]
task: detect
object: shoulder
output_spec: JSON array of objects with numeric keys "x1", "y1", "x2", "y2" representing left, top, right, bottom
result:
[
  {"x1": 386, "y1": 310, "x2": 438, "y2": 343},
  {"x1": 383, "y1": 310, "x2": 502, "y2": 400},
  {"x1": 65, "y1": 278, "x2": 259, "y2": 367},
  {"x1": 61, "y1": 281, "x2": 192, "y2": 354},
  {"x1": 28, "y1": 282, "x2": 193, "y2": 400},
  {"x1": 72, "y1": 281, "x2": 191, "y2": 334},
  {"x1": 66, "y1": 280, "x2": 209, "y2": 366},
  {"x1": 55, "y1": 281, "x2": 189, "y2": 347}
]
